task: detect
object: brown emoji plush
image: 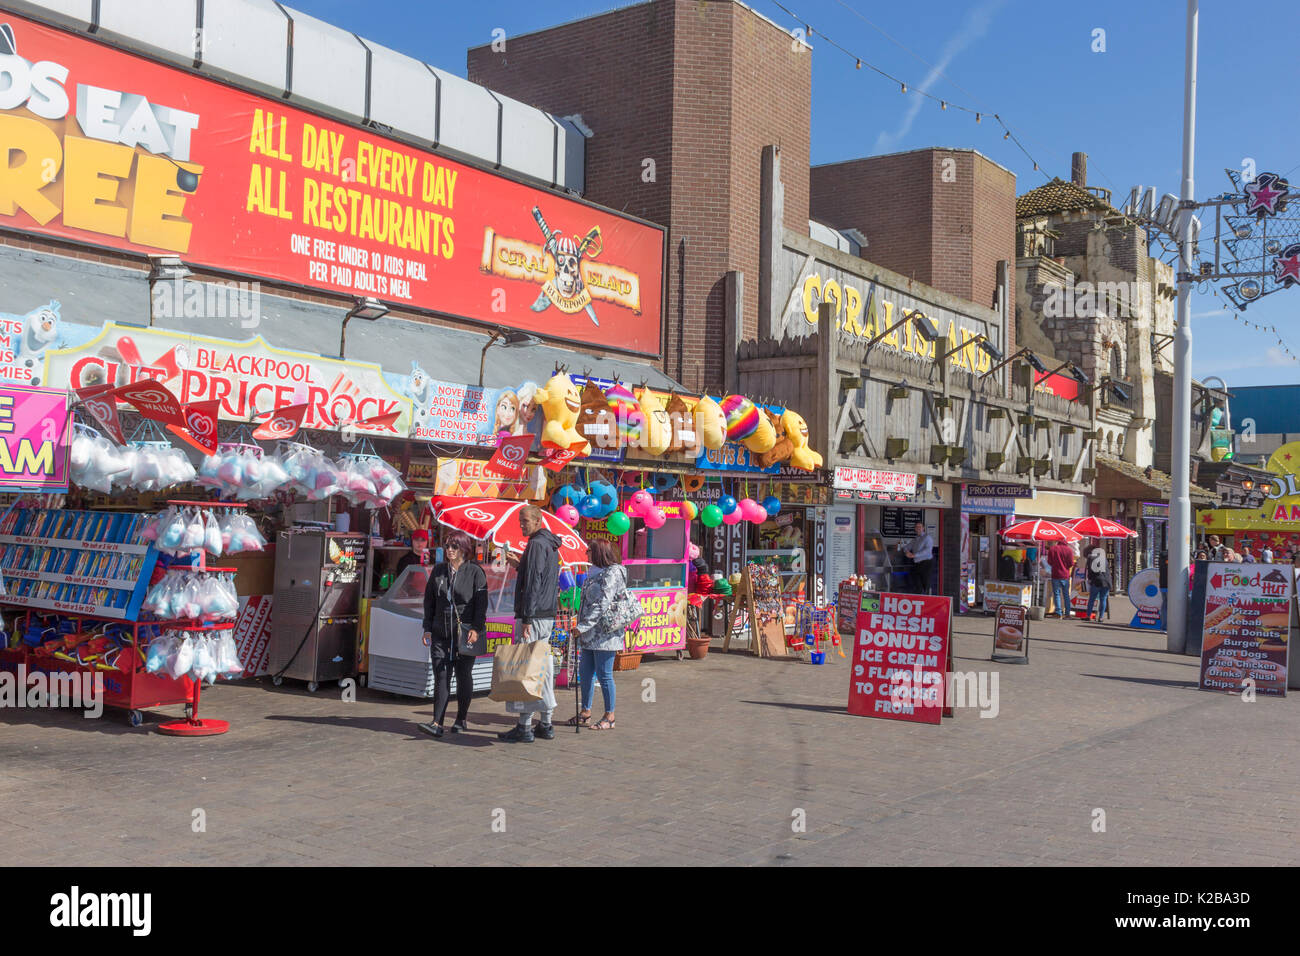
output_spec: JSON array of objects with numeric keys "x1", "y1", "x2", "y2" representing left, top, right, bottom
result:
[
  {"x1": 576, "y1": 379, "x2": 616, "y2": 452},
  {"x1": 754, "y1": 409, "x2": 794, "y2": 467}
]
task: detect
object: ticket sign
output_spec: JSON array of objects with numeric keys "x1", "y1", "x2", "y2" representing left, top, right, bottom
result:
[
  {"x1": 1198, "y1": 562, "x2": 1292, "y2": 697},
  {"x1": 849, "y1": 591, "x2": 952, "y2": 724},
  {"x1": 993, "y1": 603, "x2": 1028, "y2": 663}
]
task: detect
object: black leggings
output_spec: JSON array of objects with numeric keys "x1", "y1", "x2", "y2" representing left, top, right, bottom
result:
[{"x1": 432, "y1": 650, "x2": 476, "y2": 725}]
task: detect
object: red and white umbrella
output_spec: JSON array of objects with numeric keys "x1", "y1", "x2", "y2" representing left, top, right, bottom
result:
[
  {"x1": 429, "y1": 496, "x2": 589, "y2": 566},
  {"x1": 1000, "y1": 518, "x2": 1083, "y2": 543},
  {"x1": 1064, "y1": 515, "x2": 1138, "y2": 538}
]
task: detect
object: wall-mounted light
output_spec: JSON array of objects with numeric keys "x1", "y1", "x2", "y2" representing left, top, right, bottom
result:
[
  {"x1": 867, "y1": 310, "x2": 940, "y2": 355},
  {"x1": 479, "y1": 328, "x2": 541, "y2": 386},
  {"x1": 340, "y1": 297, "x2": 389, "y2": 358}
]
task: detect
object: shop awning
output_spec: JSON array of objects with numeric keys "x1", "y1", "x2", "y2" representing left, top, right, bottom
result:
[
  {"x1": 0, "y1": 247, "x2": 686, "y2": 393},
  {"x1": 1094, "y1": 455, "x2": 1217, "y2": 506}
]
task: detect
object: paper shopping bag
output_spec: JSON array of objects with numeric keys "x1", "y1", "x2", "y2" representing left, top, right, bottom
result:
[{"x1": 489, "y1": 639, "x2": 552, "y2": 703}]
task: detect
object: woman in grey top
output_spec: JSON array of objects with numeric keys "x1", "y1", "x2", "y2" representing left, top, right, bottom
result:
[{"x1": 568, "y1": 538, "x2": 630, "y2": 730}]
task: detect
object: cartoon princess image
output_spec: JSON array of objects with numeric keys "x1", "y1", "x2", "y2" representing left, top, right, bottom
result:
[{"x1": 494, "y1": 390, "x2": 521, "y2": 437}]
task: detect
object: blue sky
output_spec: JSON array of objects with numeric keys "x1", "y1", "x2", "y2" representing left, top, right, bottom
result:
[{"x1": 294, "y1": 0, "x2": 1300, "y2": 387}]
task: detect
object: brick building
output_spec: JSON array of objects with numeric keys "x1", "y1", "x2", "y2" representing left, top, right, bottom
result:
[
  {"x1": 469, "y1": 0, "x2": 811, "y2": 392},
  {"x1": 809, "y1": 147, "x2": 1016, "y2": 349}
]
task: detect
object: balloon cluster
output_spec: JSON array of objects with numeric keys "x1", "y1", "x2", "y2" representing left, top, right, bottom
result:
[
  {"x1": 624, "y1": 489, "x2": 668, "y2": 529},
  {"x1": 698, "y1": 494, "x2": 781, "y2": 528},
  {"x1": 552, "y1": 480, "x2": 619, "y2": 521}
]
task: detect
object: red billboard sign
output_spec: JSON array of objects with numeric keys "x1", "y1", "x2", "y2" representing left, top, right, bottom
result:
[
  {"x1": 0, "y1": 12, "x2": 664, "y2": 355},
  {"x1": 849, "y1": 591, "x2": 952, "y2": 724}
]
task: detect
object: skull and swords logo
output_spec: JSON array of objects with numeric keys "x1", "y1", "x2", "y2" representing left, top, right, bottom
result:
[{"x1": 529, "y1": 205, "x2": 603, "y2": 326}]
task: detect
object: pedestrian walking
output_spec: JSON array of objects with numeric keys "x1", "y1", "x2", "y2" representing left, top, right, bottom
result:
[
  {"x1": 418, "y1": 531, "x2": 487, "y2": 738},
  {"x1": 902, "y1": 521, "x2": 934, "y2": 595},
  {"x1": 1045, "y1": 538, "x2": 1077, "y2": 620},
  {"x1": 499, "y1": 505, "x2": 560, "y2": 743},
  {"x1": 1084, "y1": 543, "x2": 1112, "y2": 621},
  {"x1": 568, "y1": 539, "x2": 629, "y2": 731}
]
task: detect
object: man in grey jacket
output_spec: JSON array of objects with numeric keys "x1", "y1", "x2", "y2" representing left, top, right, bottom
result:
[{"x1": 499, "y1": 506, "x2": 560, "y2": 742}]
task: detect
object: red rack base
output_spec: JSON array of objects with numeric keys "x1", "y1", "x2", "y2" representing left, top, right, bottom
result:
[{"x1": 157, "y1": 718, "x2": 229, "y2": 736}]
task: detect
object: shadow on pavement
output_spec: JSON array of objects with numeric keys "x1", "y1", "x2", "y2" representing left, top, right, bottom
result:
[
  {"x1": 738, "y1": 699, "x2": 851, "y2": 716},
  {"x1": 1079, "y1": 673, "x2": 1200, "y2": 690}
]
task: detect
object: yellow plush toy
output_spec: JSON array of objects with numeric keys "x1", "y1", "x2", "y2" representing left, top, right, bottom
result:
[
  {"x1": 782, "y1": 409, "x2": 823, "y2": 471},
  {"x1": 694, "y1": 396, "x2": 727, "y2": 450},
  {"x1": 635, "y1": 389, "x2": 673, "y2": 456},
  {"x1": 742, "y1": 411, "x2": 777, "y2": 454},
  {"x1": 535, "y1": 372, "x2": 591, "y2": 455}
]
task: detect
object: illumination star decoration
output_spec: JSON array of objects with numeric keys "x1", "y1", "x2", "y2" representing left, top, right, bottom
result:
[
  {"x1": 1273, "y1": 243, "x2": 1300, "y2": 287},
  {"x1": 1243, "y1": 172, "x2": 1290, "y2": 217}
]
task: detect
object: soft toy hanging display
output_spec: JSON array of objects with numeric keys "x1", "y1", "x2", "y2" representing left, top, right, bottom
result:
[
  {"x1": 535, "y1": 371, "x2": 590, "y2": 456},
  {"x1": 603, "y1": 382, "x2": 640, "y2": 445},
  {"x1": 720, "y1": 394, "x2": 760, "y2": 441},
  {"x1": 754, "y1": 409, "x2": 795, "y2": 468},
  {"x1": 782, "y1": 409, "x2": 823, "y2": 471},
  {"x1": 632, "y1": 388, "x2": 672, "y2": 456},
  {"x1": 575, "y1": 379, "x2": 617, "y2": 452},
  {"x1": 664, "y1": 394, "x2": 694, "y2": 454},
  {"x1": 741, "y1": 410, "x2": 777, "y2": 454},
  {"x1": 693, "y1": 396, "x2": 728, "y2": 451},
  {"x1": 552, "y1": 484, "x2": 585, "y2": 510}
]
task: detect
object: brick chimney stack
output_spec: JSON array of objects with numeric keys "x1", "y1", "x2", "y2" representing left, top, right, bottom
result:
[{"x1": 1071, "y1": 152, "x2": 1087, "y2": 187}]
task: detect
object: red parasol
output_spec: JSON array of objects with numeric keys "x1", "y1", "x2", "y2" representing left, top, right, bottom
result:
[
  {"x1": 429, "y1": 496, "x2": 589, "y2": 566},
  {"x1": 1064, "y1": 515, "x2": 1139, "y2": 538},
  {"x1": 1000, "y1": 518, "x2": 1083, "y2": 543}
]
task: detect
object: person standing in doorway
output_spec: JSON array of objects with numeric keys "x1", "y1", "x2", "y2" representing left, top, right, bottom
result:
[
  {"x1": 903, "y1": 521, "x2": 934, "y2": 595},
  {"x1": 1260, "y1": 544, "x2": 1274, "y2": 564},
  {"x1": 1046, "y1": 538, "x2": 1077, "y2": 620},
  {"x1": 499, "y1": 505, "x2": 561, "y2": 743}
]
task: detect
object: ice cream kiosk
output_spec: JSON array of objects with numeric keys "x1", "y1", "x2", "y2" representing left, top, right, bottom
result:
[{"x1": 582, "y1": 501, "x2": 690, "y2": 657}]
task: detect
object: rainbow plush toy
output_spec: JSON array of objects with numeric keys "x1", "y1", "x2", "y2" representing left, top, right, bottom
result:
[
  {"x1": 603, "y1": 382, "x2": 640, "y2": 444},
  {"x1": 721, "y1": 394, "x2": 760, "y2": 441},
  {"x1": 741, "y1": 409, "x2": 777, "y2": 454}
]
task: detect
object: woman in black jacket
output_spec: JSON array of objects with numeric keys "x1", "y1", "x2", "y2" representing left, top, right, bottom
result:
[{"x1": 417, "y1": 531, "x2": 488, "y2": 738}]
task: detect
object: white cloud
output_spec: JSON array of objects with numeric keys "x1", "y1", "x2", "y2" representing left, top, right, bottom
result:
[{"x1": 872, "y1": 0, "x2": 1006, "y2": 154}]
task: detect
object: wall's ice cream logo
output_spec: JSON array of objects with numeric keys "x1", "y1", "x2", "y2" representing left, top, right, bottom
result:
[{"x1": 480, "y1": 205, "x2": 643, "y2": 320}]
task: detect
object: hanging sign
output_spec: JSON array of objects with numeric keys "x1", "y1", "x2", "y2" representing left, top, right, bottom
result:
[
  {"x1": 111, "y1": 379, "x2": 187, "y2": 429},
  {"x1": 252, "y1": 402, "x2": 310, "y2": 441},
  {"x1": 74, "y1": 384, "x2": 125, "y2": 445},
  {"x1": 484, "y1": 433, "x2": 535, "y2": 479}
]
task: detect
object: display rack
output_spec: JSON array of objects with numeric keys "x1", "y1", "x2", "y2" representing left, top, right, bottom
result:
[
  {"x1": 740, "y1": 562, "x2": 792, "y2": 659},
  {"x1": 153, "y1": 500, "x2": 244, "y2": 736}
]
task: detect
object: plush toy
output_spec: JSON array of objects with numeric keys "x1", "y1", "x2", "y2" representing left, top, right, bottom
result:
[
  {"x1": 535, "y1": 372, "x2": 590, "y2": 456},
  {"x1": 694, "y1": 396, "x2": 728, "y2": 451},
  {"x1": 665, "y1": 394, "x2": 695, "y2": 454},
  {"x1": 754, "y1": 408, "x2": 795, "y2": 468},
  {"x1": 721, "y1": 394, "x2": 760, "y2": 441},
  {"x1": 783, "y1": 409, "x2": 823, "y2": 471},
  {"x1": 742, "y1": 409, "x2": 777, "y2": 454},
  {"x1": 575, "y1": 379, "x2": 617, "y2": 453},
  {"x1": 603, "y1": 382, "x2": 640, "y2": 445},
  {"x1": 635, "y1": 388, "x2": 672, "y2": 456}
]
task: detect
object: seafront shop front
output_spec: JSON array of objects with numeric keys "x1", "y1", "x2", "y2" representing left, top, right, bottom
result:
[{"x1": 830, "y1": 467, "x2": 951, "y2": 597}]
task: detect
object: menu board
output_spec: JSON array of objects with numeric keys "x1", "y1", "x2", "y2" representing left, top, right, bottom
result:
[
  {"x1": 848, "y1": 591, "x2": 952, "y2": 724},
  {"x1": 993, "y1": 603, "x2": 1028, "y2": 661},
  {"x1": 836, "y1": 580, "x2": 862, "y2": 636},
  {"x1": 881, "y1": 508, "x2": 924, "y2": 539},
  {"x1": 1198, "y1": 562, "x2": 1292, "y2": 697}
]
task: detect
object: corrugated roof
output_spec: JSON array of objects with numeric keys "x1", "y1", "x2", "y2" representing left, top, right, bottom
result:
[{"x1": 1017, "y1": 178, "x2": 1117, "y2": 219}]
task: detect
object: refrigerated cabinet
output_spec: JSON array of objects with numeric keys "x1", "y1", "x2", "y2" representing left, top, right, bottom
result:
[{"x1": 269, "y1": 531, "x2": 366, "y2": 692}]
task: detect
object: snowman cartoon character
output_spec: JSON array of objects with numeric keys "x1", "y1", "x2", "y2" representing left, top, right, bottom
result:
[
  {"x1": 406, "y1": 361, "x2": 431, "y2": 431},
  {"x1": 2, "y1": 300, "x2": 62, "y2": 385}
]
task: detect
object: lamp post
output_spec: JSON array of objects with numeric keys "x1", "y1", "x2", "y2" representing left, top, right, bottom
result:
[
  {"x1": 340, "y1": 297, "x2": 388, "y2": 359},
  {"x1": 1167, "y1": 0, "x2": 1199, "y2": 654},
  {"x1": 478, "y1": 329, "x2": 542, "y2": 386}
]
